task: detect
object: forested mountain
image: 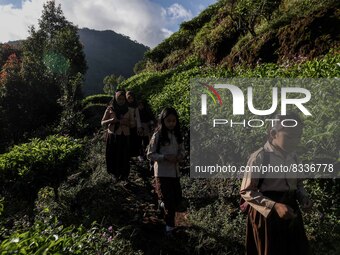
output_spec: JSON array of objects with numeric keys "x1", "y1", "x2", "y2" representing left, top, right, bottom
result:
[
  {"x1": 1, "y1": 28, "x2": 149, "y2": 95},
  {"x1": 78, "y1": 28, "x2": 149, "y2": 95}
]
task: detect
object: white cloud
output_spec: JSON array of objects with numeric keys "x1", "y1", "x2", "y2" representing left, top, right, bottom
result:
[
  {"x1": 161, "y1": 28, "x2": 174, "y2": 38},
  {"x1": 0, "y1": 1, "x2": 44, "y2": 42},
  {"x1": 165, "y1": 3, "x2": 193, "y2": 21},
  {"x1": 0, "y1": 0, "x2": 189, "y2": 48}
]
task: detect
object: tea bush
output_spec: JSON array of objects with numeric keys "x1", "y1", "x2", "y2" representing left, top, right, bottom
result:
[{"x1": 0, "y1": 135, "x2": 83, "y2": 182}]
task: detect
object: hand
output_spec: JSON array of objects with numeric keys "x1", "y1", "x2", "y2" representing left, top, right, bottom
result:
[
  {"x1": 164, "y1": 154, "x2": 178, "y2": 163},
  {"x1": 111, "y1": 118, "x2": 118, "y2": 124},
  {"x1": 274, "y1": 203, "x2": 297, "y2": 220}
]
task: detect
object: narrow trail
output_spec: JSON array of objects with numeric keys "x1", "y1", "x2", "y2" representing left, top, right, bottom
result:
[{"x1": 110, "y1": 159, "x2": 191, "y2": 255}]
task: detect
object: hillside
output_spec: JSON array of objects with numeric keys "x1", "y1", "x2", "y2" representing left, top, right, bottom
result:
[
  {"x1": 137, "y1": 0, "x2": 339, "y2": 72},
  {"x1": 121, "y1": 0, "x2": 340, "y2": 122},
  {"x1": 79, "y1": 28, "x2": 149, "y2": 95},
  {"x1": 117, "y1": 0, "x2": 340, "y2": 168}
]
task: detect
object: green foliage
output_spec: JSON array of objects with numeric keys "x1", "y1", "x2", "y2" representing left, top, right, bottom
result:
[
  {"x1": 119, "y1": 69, "x2": 174, "y2": 100},
  {"x1": 24, "y1": 1, "x2": 87, "y2": 79},
  {"x1": 303, "y1": 179, "x2": 340, "y2": 254},
  {"x1": 23, "y1": 0, "x2": 87, "y2": 135},
  {"x1": 103, "y1": 74, "x2": 125, "y2": 94},
  {"x1": 133, "y1": 59, "x2": 147, "y2": 74},
  {"x1": 82, "y1": 94, "x2": 112, "y2": 107},
  {"x1": 82, "y1": 103, "x2": 107, "y2": 133},
  {"x1": 231, "y1": 0, "x2": 281, "y2": 36},
  {"x1": 0, "y1": 44, "x2": 22, "y2": 68},
  {"x1": 0, "y1": 135, "x2": 83, "y2": 181},
  {"x1": 0, "y1": 220, "x2": 142, "y2": 254},
  {"x1": 142, "y1": 0, "x2": 339, "y2": 72},
  {"x1": 57, "y1": 73, "x2": 87, "y2": 136},
  {"x1": 0, "y1": 1, "x2": 88, "y2": 151},
  {"x1": 123, "y1": 50, "x2": 340, "y2": 167},
  {"x1": 180, "y1": 1, "x2": 221, "y2": 31},
  {"x1": 0, "y1": 76, "x2": 60, "y2": 152}
]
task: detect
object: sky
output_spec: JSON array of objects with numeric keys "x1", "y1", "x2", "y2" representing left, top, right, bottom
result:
[{"x1": 0, "y1": 0, "x2": 217, "y2": 48}]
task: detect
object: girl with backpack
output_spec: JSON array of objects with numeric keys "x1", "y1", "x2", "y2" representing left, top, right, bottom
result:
[
  {"x1": 240, "y1": 112, "x2": 313, "y2": 255},
  {"x1": 147, "y1": 107, "x2": 185, "y2": 235}
]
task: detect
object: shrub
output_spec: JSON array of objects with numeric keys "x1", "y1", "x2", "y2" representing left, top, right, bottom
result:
[
  {"x1": 82, "y1": 94, "x2": 112, "y2": 108},
  {"x1": 0, "y1": 135, "x2": 82, "y2": 181}
]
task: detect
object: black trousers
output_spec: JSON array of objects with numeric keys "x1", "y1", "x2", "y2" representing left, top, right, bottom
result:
[
  {"x1": 106, "y1": 133, "x2": 130, "y2": 179},
  {"x1": 155, "y1": 177, "x2": 182, "y2": 227}
]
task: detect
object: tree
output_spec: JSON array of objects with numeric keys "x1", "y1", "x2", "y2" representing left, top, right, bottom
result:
[
  {"x1": 21, "y1": 0, "x2": 87, "y2": 133},
  {"x1": 0, "y1": 54, "x2": 21, "y2": 85},
  {"x1": 103, "y1": 74, "x2": 125, "y2": 94},
  {"x1": 0, "y1": 44, "x2": 22, "y2": 68},
  {"x1": 0, "y1": 0, "x2": 88, "y2": 150},
  {"x1": 23, "y1": 0, "x2": 87, "y2": 81},
  {"x1": 57, "y1": 73, "x2": 87, "y2": 135},
  {"x1": 229, "y1": 0, "x2": 282, "y2": 37}
]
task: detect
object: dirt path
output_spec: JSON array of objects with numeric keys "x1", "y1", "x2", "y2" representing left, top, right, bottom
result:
[{"x1": 118, "y1": 160, "x2": 191, "y2": 255}]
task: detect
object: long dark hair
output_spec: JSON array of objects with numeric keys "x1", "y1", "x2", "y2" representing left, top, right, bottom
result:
[
  {"x1": 109, "y1": 90, "x2": 128, "y2": 119},
  {"x1": 157, "y1": 107, "x2": 183, "y2": 145},
  {"x1": 126, "y1": 91, "x2": 138, "y2": 108}
]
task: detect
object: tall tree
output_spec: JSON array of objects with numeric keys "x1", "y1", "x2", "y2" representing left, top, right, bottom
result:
[
  {"x1": 23, "y1": 0, "x2": 87, "y2": 83},
  {"x1": 22, "y1": 0, "x2": 87, "y2": 134},
  {"x1": 0, "y1": 0, "x2": 88, "y2": 150}
]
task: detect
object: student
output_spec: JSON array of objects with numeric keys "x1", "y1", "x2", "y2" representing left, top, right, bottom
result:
[
  {"x1": 126, "y1": 91, "x2": 142, "y2": 158},
  {"x1": 137, "y1": 100, "x2": 155, "y2": 161},
  {"x1": 147, "y1": 107, "x2": 185, "y2": 234},
  {"x1": 240, "y1": 112, "x2": 313, "y2": 255},
  {"x1": 101, "y1": 90, "x2": 134, "y2": 181}
]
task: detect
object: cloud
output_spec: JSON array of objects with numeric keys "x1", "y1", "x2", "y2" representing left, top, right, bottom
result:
[
  {"x1": 164, "y1": 3, "x2": 193, "y2": 21},
  {"x1": 161, "y1": 28, "x2": 174, "y2": 38},
  {"x1": 0, "y1": 1, "x2": 44, "y2": 42},
  {"x1": 0, "y1": 0, "x2": 193, "y2": 48}
]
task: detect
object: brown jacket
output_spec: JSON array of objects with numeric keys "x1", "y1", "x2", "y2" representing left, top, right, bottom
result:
[
  {"x1": 240, "y1": 141, "x2": 309, "y2": 218},
  {"x1": 101, "y1": 106, "x2": 135, "y2": 135}
]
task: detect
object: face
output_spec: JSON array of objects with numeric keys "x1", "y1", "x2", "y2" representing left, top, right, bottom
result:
[
  {"x1": 116, "y1": 94, "x2": 126, "y2": 106},
  {"x1": 271, "y1": 125, "x2": 303, "y2": 153},
  {"x1": 164, "y1": 114, "x2": 177, "y2": 130},
  {"x1": 126, "y1": 95, "x2": 134, "y2": 104}
]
